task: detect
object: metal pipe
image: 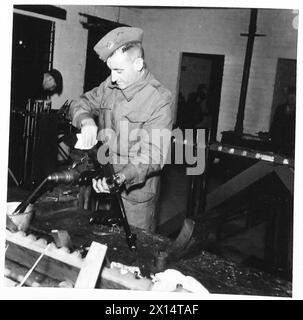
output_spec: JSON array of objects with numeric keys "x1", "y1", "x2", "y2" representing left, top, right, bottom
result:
[
  {"x1": 23, "y1": 100, "x2": 31, "y2": 184},
  {"x1": 14, "y1": 177, "x2": 48, "y2": 214}
]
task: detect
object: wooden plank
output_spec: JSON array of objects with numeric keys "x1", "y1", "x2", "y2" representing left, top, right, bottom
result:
[
  {"x1": 5, "y1": 259, "x2": 59, "y2": 287},
  {"x1": 206, "y1": 161, "x2": 274, "y2": 211},
  {"x1": 100, "y1": 267, "x2": 153, "y2": 291},
  {"x1": 5, "y1": 241, "x2": 80, "y2": 284},
  {"x1": 4, "y1": 277, "x2": 18, "y2": 287},
  {"x1": 209, "y1": 142, "x2": 294, "y2": 167},
  {"x1": 14, "y1": 5, "x2": 67, "y2": 20},
  {"x1": 74, "y1": 241, "x2": 107, "y2": 289},
  {"x1": 5, "y1": 230, "x2": 82, "y2": 284},
  {"x1": 6, "y1": 230, "x2": 83, "y2": 268},
  {"x1": 274, "y1": 166, "x2": 294, "y2": 195},
  {"x1": 6, "y1": 230, "x2": 153, "y2": 290}
]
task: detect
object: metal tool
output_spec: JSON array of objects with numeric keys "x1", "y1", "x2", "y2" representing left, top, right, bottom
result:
[{"x1": 164, "y1": 218, "x2": 196, "y2": 262}]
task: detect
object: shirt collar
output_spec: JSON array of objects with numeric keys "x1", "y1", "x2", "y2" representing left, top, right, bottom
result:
[{"x1": 108, "y1": 69, "x2": 151, "y2": 101}]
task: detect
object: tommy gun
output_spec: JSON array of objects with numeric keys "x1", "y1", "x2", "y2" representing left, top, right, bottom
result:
[
  {"x1": 99, "y1": 161, "x2": 137, "y2": 253},
  {"x1": 85, "y1": 145, "x2": 137, "y2": 252},
  {"x1": 11, "y1": 149, "x2": 137, "y2": 253}
]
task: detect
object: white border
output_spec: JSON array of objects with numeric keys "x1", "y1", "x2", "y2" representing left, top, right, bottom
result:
[{"x1": 0, "y1": 0, "x2": 302, "y2": 300}]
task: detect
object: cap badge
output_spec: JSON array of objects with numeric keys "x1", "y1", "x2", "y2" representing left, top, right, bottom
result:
[{"x1": 107, "y1": 41, "x2": 114, "y2": 49}]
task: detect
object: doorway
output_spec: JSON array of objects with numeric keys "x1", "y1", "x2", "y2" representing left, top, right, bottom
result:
[
  {"x1": 8, "y1": 13, "x2": 55, "y2": 187},
  {"x1": 176, "y1": 52, "x2": 224, "y2": 142},
  {"x1": 271, "y1": 58, "x2": 297, "y2": 122},
  {"x1": 157, "y1": 53, "x2": 224, "y2": 235},
  {"x1": 10, "y1": 13, "x2": 54, "y2": 109}
]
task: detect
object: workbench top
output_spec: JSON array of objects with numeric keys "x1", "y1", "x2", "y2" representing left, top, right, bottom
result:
[{"x1": 28, "y1": 204, "x2": 291, "y2": 298}]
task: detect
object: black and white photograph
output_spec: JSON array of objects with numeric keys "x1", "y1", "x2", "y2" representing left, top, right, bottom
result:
[{"x1": 1, "y1": 1, "x2": 302, "y2": 301}]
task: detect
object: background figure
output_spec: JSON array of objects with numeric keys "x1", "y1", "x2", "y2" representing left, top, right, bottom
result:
[
  {"x1": 181, "y1": 83, "x2": 208, "y2": 128},
  {"x1": 269, "y1": 85, "x2": 296, "y2": 157},
  {"x1": 11, "y1": 67, "x2": 63, "y2": 109},
  {"x1": 8, "y1": 68, "x2": 63, "y2": 188},
  {"x1": 176, "y1": 92, "x2": 187, "y2": 128}
]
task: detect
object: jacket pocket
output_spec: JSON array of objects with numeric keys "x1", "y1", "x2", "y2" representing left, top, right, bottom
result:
[
  {"x1": 124, "y1": 111, "x2": 150, "y2": 124},
  {"x1": 122, "y1": 187, "x2": 156, "y2": 203}
]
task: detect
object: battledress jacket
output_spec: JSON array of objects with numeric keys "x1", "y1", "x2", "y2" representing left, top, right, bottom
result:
[{"x1": 70, "y1": 69, "x2": 173, "y2": 231}]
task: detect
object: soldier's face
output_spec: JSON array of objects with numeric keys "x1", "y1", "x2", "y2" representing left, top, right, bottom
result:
[{"x1": 107, "y1": 50, "x2": 139, "y2": 90}]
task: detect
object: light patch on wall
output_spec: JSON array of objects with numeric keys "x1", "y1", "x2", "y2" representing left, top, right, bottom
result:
[{"x1": 292, "y1": 15, "x2": 298, "y2": 30}]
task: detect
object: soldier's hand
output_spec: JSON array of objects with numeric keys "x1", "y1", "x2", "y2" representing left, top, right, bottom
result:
[
  {"x1": 92, "y1": 177, "x2": 110, "y2": 193},
  {"x1": 80, "y1": 119, "x2": 98, "y2": 149}
]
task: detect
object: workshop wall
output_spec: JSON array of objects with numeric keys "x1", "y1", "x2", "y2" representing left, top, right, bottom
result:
[
  {"x1": 14, "y1": 6, "x2": 297, "y2": 138},
  {"x1": 116, "y1": 7, "x2": 298, "y2": 138},
  {"x1": 51, "y1": 5, "x2": 121, "y2": 109}
]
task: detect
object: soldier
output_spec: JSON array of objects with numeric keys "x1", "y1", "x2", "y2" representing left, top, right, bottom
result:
[{"x1": 70, "y1": 27, "x2": 173, "y2": 232}]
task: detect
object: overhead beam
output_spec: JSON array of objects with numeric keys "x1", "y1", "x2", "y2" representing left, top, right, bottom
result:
[{"x1": 14, "y1": 5, "x2": 67, "y2": 20}]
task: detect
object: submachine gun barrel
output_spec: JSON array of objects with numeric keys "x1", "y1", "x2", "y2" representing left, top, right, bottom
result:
[
  {"x1": 86, "y1": 144, "x2": 137, "y2": 252},
  {"x1": 47, "y1": 163, "x2": 137, "y2": 252},
  {"x1": 101, "y1": 162, "x2": 137, "y2": 252},
  {"x1": 13, "y1": 144, "x2": 137, "y2": 252}
]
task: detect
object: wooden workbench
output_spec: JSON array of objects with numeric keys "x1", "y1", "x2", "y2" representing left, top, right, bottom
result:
[{"x1": 23, "y1": 200, "x2": 291, "y2": 297}]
